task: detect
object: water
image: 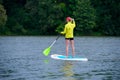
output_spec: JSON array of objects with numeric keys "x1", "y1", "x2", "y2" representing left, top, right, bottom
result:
[{"x1": 0, "y1": 36, "x2": 120, "y2": 80}]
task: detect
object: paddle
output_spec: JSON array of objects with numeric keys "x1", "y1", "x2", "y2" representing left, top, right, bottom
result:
[{"x1": 43, "y1": 35, "x2": 60, "y2": 56}]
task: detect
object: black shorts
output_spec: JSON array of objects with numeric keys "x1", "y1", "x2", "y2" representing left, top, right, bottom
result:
[{"x1": 65, "y1": 38, "x2": 74, "y2": 40}]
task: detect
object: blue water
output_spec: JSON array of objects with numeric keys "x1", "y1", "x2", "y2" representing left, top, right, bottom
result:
[{"x1": 0, "y1": 36, "x2": 120, "y2": 80}]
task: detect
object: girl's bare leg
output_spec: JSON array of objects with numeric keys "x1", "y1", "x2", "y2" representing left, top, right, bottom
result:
[
  {"x1": 70, "y1": 40, "x2": 75, "y2": 57},
  {"x1": 65, "y1": 40, "x2": 69, "y2": 56}
]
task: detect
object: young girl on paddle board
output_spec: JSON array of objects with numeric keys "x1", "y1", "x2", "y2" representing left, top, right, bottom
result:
[{"x1": 61, "y1": 17, "x2": 76, "y2": 57}]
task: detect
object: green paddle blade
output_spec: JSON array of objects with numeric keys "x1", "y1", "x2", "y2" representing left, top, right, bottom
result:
[{"x1": 43, "y1": 47, "x2": 51, "y2": 56}]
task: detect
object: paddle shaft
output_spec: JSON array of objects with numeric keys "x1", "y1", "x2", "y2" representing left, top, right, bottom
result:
[{"x1": 49, "y1": 35, "x2": 60, "y2": 48}]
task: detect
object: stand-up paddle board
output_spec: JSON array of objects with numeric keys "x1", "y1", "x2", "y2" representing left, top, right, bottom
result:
[{"x1": 51, "y1": 54, "x2": 88, "y2": 61}]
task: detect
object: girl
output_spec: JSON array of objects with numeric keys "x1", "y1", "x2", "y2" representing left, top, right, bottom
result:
[{"x1": 61, "y1": 17, "x2": 76, "y2": 57}]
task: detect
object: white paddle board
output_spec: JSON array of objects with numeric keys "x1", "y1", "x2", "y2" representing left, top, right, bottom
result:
[{"x1": 51, "y1": 54, "x2": 88, "y2": 61}]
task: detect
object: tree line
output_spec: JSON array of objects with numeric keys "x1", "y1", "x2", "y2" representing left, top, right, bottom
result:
[{"x1": 0, "y1": 0, "x2": 120, "y2": 36}]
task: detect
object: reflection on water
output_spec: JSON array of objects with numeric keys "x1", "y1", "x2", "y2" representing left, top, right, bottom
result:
[
  {"x1": 61, "y1": 61, "x2": 76, "y2": 80},
  {"x1": 44, "y1": 59, "x2": 49, "y2": 64}
]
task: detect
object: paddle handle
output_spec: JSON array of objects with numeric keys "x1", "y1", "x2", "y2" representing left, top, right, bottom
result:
[{"x1": 50, "y1": 35, "x2": 60, "y2": 48}]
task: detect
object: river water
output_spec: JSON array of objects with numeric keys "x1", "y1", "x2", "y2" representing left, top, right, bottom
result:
[{"x1": 0, "y1": 36, "x2": 120, "y2": 80}]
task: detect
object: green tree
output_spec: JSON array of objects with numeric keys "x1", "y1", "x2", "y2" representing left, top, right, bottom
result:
[
  {"x1": 25, "y1": 0, "x2": 65, "y2": 35},
  {"x1": 0, "y1": 4, "x2": 7, "y2": 26},
  {"x1": 91, "y1": 0, "x2": 120, "y2": 36},
  {"x1": 3, "y1": 0, "x2": 27, "y2": 35},
  {"x1": 0, "y1": 4, "x2": 7, "y2": 34},
  {"x1": 1, "y1": 0, "x2": 119, "y2": 36},
  {"x1": 0, "y1": 0, "x2": 3, "y2": 4},
  {"x1": 73, "y1": 0, "x2": 96, "y2": 35}
]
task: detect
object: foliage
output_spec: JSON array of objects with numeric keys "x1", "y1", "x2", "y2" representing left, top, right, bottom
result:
[
  {"x1": 73, "y1": 0, "x2": 96, "y2": 35},
  {"x1": 0, "y1": 4, "x2": 7, "y2": 34},
  {"x1": 90, "y1": 0, "x2": 120, "y2": 36},
  {"x1": 0, "y1": 4, "x2": 7, "y2": 26},
  {"x1": 0, "y1": 0, "x2": 3, "y2": 4},
  {"x1": 0, "y1": 0, "x2": 120, "y2": 36}
]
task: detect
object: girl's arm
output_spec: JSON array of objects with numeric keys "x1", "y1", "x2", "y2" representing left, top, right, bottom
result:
[{"x1": 61, "y1": 25, "x2": 66, "y2": 34}]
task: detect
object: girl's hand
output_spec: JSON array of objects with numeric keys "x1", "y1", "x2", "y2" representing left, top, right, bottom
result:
[
  {"x1": 60, "y1": 32, "x2": 64, "y2": 34},
  {"x1": 71, "y1": 18, "x2": 74, "y2": 21}
]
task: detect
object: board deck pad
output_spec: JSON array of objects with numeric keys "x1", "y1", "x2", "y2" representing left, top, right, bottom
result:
[{"x1": 51, "y1": 54, "x2": 88, "y2": 61}]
